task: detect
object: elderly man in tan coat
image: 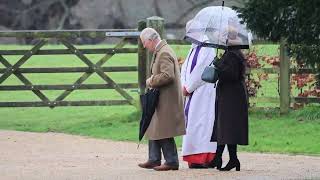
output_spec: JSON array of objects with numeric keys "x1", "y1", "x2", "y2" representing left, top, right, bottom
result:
[{"x1": 138, "y1": 28, "x2": 186, "y2": 171}]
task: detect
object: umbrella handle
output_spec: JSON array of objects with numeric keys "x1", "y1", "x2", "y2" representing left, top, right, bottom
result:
[{"x1": 147, "y1": 88, "x2": 158, "y2": 92}]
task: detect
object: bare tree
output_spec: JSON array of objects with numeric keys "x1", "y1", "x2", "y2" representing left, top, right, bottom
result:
[
  {"x1": 166, "y1": 0, "x2": 214, "y2": 29},
  {"x1": 154, "y1": 0, "x2": 163, "y2": 17},
  {"x1": 57, "y1": 0, "x2": 70, "y2": 30},
  {"x1": 0, "y1": 0, "x2": 79, "y2": 30}
]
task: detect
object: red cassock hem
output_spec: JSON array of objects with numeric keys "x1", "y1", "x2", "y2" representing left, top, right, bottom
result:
[{"x1": 183, "y1": 153, "x2": 215, "y2": 166}]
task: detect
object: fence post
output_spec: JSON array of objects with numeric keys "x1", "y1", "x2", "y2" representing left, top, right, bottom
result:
[
  {"x1": 146, "y1": 16, "x2": 165, "y2": 78},
  {"x1": 280, "y1": 39, "x2": 290, "y2": 114},
  {"x1": 138, "y1": 20, "x2": 147, "y2": 95}
]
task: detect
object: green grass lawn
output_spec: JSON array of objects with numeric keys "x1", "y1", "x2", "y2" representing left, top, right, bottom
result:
[
  {"x1": 0, "y1": 43, "x2": 319, "y2": 155},
  {"x1": 242, "y1": 106, "x2": 320, "y2": 155},
  {"x1": 0, "y1": 105, "x2": 319, "y2": 155}
]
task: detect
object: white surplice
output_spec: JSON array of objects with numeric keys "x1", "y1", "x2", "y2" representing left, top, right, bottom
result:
[{"x1": 181, "y1": 44, "x2": 217, "y2": 156}]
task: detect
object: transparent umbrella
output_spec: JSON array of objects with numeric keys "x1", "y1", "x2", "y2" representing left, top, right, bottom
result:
[{"x1": 185, "y1": 5, "x2": 251, "y2": 50}]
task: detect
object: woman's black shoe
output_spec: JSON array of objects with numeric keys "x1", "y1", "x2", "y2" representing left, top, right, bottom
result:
[
  {"x1": 189, "y1": 163, "x2": 208, "y2": 169},
  {"x1": 207, "y1": 157, "x2": 222, "y2": 169},
  {"x1": 219, "y1": 159, "x2": 240, "y2": 171}
]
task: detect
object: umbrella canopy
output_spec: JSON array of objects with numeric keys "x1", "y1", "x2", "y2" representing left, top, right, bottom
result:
[
  {"x1": 185, "y1": 6, "x2": 251, "y2": 50},
  {"x1": 139, "y1": 88, "x2": 160, "y2": 141}
]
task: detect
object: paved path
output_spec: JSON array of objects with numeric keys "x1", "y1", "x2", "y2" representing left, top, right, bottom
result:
[{"x1": 0, "y1": 130, "x2": 319, "y2": 180}]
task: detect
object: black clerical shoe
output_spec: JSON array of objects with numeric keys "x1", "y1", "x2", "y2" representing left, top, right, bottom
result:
[
  {"x1": 189, "y1": 163, "x2": 208, "y2": 169},
  {"x1": 207, "y1": 156, "x2": 222, "y2": 169}
]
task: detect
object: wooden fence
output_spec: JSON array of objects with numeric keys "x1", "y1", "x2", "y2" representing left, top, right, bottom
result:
[
  {"x1": 0, "y1": 28, "x2": 147, "y2": 108},
  {"x1": 0, "y1": 16, "x2": 319, "y2": 114}
]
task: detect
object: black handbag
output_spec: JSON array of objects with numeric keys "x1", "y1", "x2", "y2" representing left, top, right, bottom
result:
[{"x1": 201, "y1": 56, "x2": 219, "y2": 83}]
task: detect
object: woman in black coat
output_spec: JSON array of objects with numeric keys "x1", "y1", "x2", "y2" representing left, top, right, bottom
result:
[{"x1": 208, "y1": 49, "x2": 248, "y2": 171}]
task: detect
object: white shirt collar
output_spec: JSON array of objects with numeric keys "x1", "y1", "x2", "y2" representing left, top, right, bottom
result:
[{"x1": 155, "y1": 40, "x2": 162, "y2": 50}]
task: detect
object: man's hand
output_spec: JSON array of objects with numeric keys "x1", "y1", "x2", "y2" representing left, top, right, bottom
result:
[
  {"x1": 146, "y1": 76, "x2": 153, "y2": 88},
  {"x1": 182, "y1": 86, "x2": 191, "y2": 96}
]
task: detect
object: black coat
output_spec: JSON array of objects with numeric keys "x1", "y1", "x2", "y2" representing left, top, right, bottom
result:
[{"x1": 211, "y1": 50, "x2": 249, "y2": 145}]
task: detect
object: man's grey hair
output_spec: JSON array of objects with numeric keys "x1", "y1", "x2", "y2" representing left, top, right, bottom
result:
[{"x1": 140, "y1": 28, "x2": 161, "y2": 41}]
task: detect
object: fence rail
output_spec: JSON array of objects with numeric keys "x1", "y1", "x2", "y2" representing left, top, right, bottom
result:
[
  {"x1": 0, "y1": 29, "x2": 139, "y2": 38},
  {"x1": 0, "y1": 48, "x2": 138, "y2": 55},
  {"x1": 0, "y1": 66, "x2": 138, "y2": 74}
]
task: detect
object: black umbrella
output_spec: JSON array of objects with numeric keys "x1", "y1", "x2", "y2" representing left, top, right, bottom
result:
[{"x1": 139, "y1": 88, "x2": 160, "y2": 142}]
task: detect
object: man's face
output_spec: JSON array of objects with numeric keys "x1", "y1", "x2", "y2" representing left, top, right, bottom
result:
[{"x1": 141, "y1": 38, "x2": 154, "y2": 51}]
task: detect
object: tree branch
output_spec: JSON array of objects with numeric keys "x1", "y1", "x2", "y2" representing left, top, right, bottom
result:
[
  {"x1": 57, "y1": 0, "x2": 70, "y2": 30},
  {"x1": 174, "y1": 0, "x2": 214, "y2": 24},
  {"x1": 154, "y1": 0, "x2": 163, "y2": 17},
  {"x1": 118, "y1": 0, "x2": 126, "y2": 19},
  {"x1": 186, "y1": 0, "x2": 196, "y2": 5}
]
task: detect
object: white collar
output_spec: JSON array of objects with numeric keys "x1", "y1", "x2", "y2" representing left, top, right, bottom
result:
[
  {"x1": 155, "y1": 40, "x2": 162, "y2": 50},
  {"x1": 191, "y1": 43, "x2": 198, "y2": 48}
]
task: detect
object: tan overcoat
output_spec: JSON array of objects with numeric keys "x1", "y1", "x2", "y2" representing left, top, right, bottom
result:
[{"x1": 145, "y1": 40, "x2": 186, "y2": 140}]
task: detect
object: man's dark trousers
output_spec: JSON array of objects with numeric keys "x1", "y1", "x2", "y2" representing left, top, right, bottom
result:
[{"x1": 148, "y1": 138, "x2": 179, "y2": 167}]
